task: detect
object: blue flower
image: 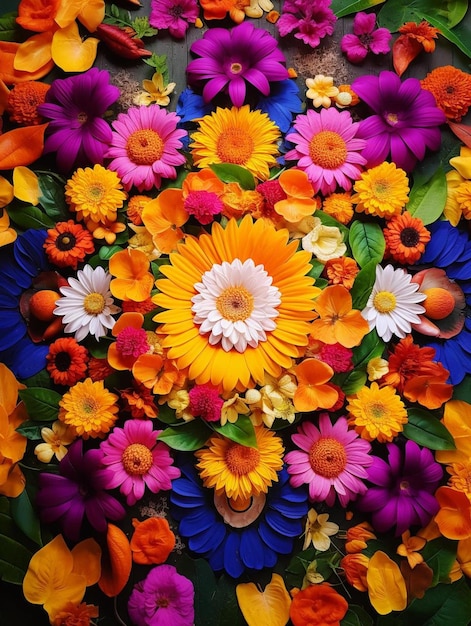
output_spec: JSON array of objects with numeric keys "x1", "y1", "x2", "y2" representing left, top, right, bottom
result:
[
  {"x1": 256, "y1": 79, "x2": 304, "y2": 133},
  {"x1": 170, "y1": 461, "x2": 308, "y2": 578},
  {"x1": 417, "y1": 220, "x2": 471, "y2": 384},
  {"x1": 0, "y1": 229, "x2": 50, "y2": 379}
]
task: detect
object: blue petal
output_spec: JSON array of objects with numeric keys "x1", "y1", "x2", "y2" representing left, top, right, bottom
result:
[
  {"x1": 256, "y1": 80, "x2": 303, "y2": 133},
  {"x1": 171, "y1": 475, "x2": 205, "y2": 499},
  {"x1": 265, "y1": 509, "x2": 303, "y2": 536},
  {"x1": 270, "y1": 498, "x2": 308, "y2": 519},
  {"x1": 258, "y1": 520, "x2": 295, "y2": 554},
  {"x1": 189, "y1": 522, "x2": 226, "y2": 554},
  {"x1": 1, "y1": 337, "x2": 48, "y2": 379},
  {"x1": 224, "y1": 532, "x2": 244, "y2": 578},
  {"x1": 240, "y1": 527, "x2": 265, "y2": 570},
  {"x1": 0, "y1": 310, "x2": 26, "y2": 351},
  {"x1": 0, "y1": 265, "x2": 30, "y2": 293},
  {"x1": 0, "y1": 292, "x2": 20, "y2": 308},
  {"x1": 170, "y1": 492, "x2": 206, "y2": 508},
  {"x1": 208, "y1": 545, "x2": 225, "y2": 572},
  {"x1": 179, "y1": 508, "x2": 215, "y2": 536},
  {"x1": 14, "y1": 230, "x2": 48, "y2": 276}
]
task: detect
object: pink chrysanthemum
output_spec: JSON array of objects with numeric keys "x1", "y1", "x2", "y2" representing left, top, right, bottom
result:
[
  {"x1": 184, "y1": 190, "x2": 223, "y2": 225},
  {"x1": 319, "y1": 343, "x2": 353, "y2": 373},
  {"x1": 277, "y1": 0, "x2": 337, "y2": 49},
  {"x1": 189, "y1": 384, "x2": 224, "y2": 422},
  {"x1": 149, "y1": 0, "x2": 199, "y2": 39},
  {"x1": 106, "y1": 105, "x2": 187, "y2": 192},
  {"x1": 99, "y1": 420, "x2": 180, "y2": 506},
  {"x1": 285, "y1": 108, "x2": 367, "y2": 195},
  {"x1": 285, "y1": 412, "x2": 372, "y2": 507}
]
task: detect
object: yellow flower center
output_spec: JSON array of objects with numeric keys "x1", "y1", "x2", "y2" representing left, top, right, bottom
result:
[
  {"x1": 80, "y1": 397, "x2": 99, "y2": 415},
  {"x1": 309, "y1": 130, "x2": 348, "y2": 169},
  {"x1": 127, "y1": 129, "x2": 164, "y2": 165},
  {"x1": 230, "y1": 62, "x2": 243, "y2": 74},
  {"x1": 371, "y1": 179, "x2": 391, "y2": 199},
  {"x1": 367, "y1": 402, "x2": 388, "y2": 419},
  {"x1": 87, "y1": 183, "x2": 106, "y2": 203},
  {"x1": 423, "y1": 287, "x2": 455, "y2": 320},
  {"x1": 386, "y1": 112, "x2": 399, "y2": 125},
  {"x1": 83, "y1": 292, "x2": 106, "y2": 315},
  {"x1": 216, "y1": 286, "x2": 254, "y2": 321},
  {"x1": 373, "y1": 290, "x2": 397, "y2": 313},
  {"x1": 309, "y1": 437, "x2": 347, "y2": 478},
  {"x1": 225, "y1": 443, "x2": 260, "y2": 475},
  {"x1": 216, "y1": 127, "x2": 254, "y2": 164},
  {"x1": 121, "y1": 443, "x2": 153, "y2": 475}
]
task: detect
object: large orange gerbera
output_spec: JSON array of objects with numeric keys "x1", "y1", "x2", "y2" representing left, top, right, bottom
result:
[{"x1": 153, "y1": 216, "x2": 319, "y2": 392}]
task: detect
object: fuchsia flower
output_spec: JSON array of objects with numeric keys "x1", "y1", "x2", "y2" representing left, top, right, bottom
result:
[
  {"x1": 150, "y1": 0, "x2": 199, "y2": 39},
  {"x1": 341, "y1": 12, "x2": 392, "y2": 63},
  {"x1": 277, "y1": 0, "x2": 337, "y2": 48},
  {"x1": 189, "y1": 384, "x2": 224, "y2": 422}
]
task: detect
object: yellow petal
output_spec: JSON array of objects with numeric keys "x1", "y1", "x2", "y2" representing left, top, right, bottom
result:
[
  {"x1": 71, "y1": 538, "x2": 102, "y2": 586},
  {"x1": 236, "y1": 573, "x2": 291, "y2": 626},
  {"x1": 366, "y1": 551, "x2": 407, "y2": 615},
  {"x1": 13, "y1": 166, "x2": 40, "y2": 205},
  {"x1": 51, "y1": 24, "x2": 99, "y2": 72},
  {"x1": 0, "y1": 176, "x2": 14, "y2": 209},
  {"x1": 55, "y1": 0, "x2": 105, "y2": 32},
  {"x1": 14, "y1": 32, "x2": 53, "y2": 73},
  {"x1": 0, "y1": 363, "x2": 24, "y2": 414}
]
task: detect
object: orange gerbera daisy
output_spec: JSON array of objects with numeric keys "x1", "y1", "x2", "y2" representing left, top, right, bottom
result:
[
  {"x1": 421, "y1": 65, "x2": 471, "y2": 122},
  {"x1": 310, "y1": 285, "x2": 370, "y2": 348},
  {"x1": 44, "y1": 220, "x2": 95, "y2": 270},
  {"x1": 383, "y1": 211, "x2": 431, "y2": 265},
  {"x1": 46, "y1": 337, "x2": 88, "y2": 386}
]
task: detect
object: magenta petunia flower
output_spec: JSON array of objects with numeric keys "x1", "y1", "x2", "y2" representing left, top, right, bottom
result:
[
  {"x1": 149, "y1": 0, "x2": 199, "y2": 39},
  {"x1": 353, "y1": 71, "x2": 446, "y2": 172},
  {"x1": 277, "y1": 0, "x2": 337, "y2": 48},
  {"x1": 106, "y1": 105, "x2": 187, "y2": 191},
  {"x1": 128, "y1": 564, "x2": 194, "y2": 626},
  {"x1": 285, "y1": 107, "x2": 367, "y2": 195},
  {"x1": 36, "y1": 439, "x2": 125, "y2": 542},
  {"x1": 37, "y1": 68, "x2": 120, "y2": 173},
  {"x1": 285, "y1": 413, "x2": 373, "y2": 507},
  {"x1": 340, "y1": 11, "x2": 392, "y2": 63},
  {"x1": 186, "y1": 21, "x2": 288, "y2": 107},
  {"x1": 99, "y1": 419, "x2": 180, "y2": 506},
  {"x1": 357, "y1": 440, "x2": 443, "y2": 536}
]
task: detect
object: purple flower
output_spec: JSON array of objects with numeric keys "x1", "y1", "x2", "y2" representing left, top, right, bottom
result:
[
  {"x1": 340, "y1": 12, "x2": 391, "y2": 63},
  {"x1": 128, "y1": 564, "x2": 194, "y2": 626},
  {"x1": 149, "y1": 0, "x2": 199, "y2": 39},
  {"x1": 38, "y1": 68, "x2": 120, "y2": 173},
  {"x1": 356, "y1": 440, "x2": 443, "y2": 536},
  {"x1": 36, "y1": 439, "x2": 125, "y2": 542},
  {"x1": 353, "y1": 71, "x2": 446, "y2": 172},
  {"x1": 277, "y1": 0, "x2": 337, "y2": 48},
  {"x1": 186, "y1": 22, "x2": 288, "y2": 107}
]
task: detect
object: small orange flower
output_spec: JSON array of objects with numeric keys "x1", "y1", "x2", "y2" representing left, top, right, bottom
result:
[
  {"x1": 130, "y1": 517, "x2": 175, "y2": 565},
  {"x1": 397, "y1": 530, "x2": 426, "y2": 569},
  {"x1": 434, "y1": 486, "x2": 471, "y2": 540},
  {"x1": 222, "y1": 183, "x2": 264, "y2": 219},
  {"x1": 293, "y1": 358, "x2": 338, "y2": 412},
  {"x1": 289, "y1": 583, "x2": 348, "y2": 626},
  {"x1": 47, "y1": 337, "x2": 88, "y2": 386},
  {"x1": 382, "y1": 335, "x2": 440, "y2": 393},
  {"x1": 109, "y1": 248, "x2": 155, "y2": 302},
  {"x1": 141, "y1": 188, "x2": 189, "y2": 254},
  {"x1": 345, "y1": 521, "x2": 376, "y2": 553},
  {"x1": 383, "y1": 212, "x2": 430, "y2": 265},
  {"x1": 51, "y1": 602, "x2": 99, "y2": 626},
  {"x1": 127, "y1": 194, "x2": 153, "y2": 225},
  {"x1": 323, "y1": 257, "x2": 359, "y2": 290},
  {"x1": 322, "y1": 191, "x2": 354, "y2": 224},
  {"x1": 120, "y1": 383, "x2": 158, "y2": 419},
  {"x1": 393, "y1": 21, "x2": 440, "y2": 76},
  {"x1": 6, "y1": 81, "x2": 50, "y2": 126},
  {"x1": 421, "y1": 65, "x2": 471, "y2": 122},
  {"x1": 402, "y1": 365, "x2": 453, "y2": 410},
  {"x1": 274, "y1": 169, "x2": 320, "y2": 223},
  {"x1": 87, "y1": 356, "x2": 115, "y2": 382},
  {"x1": 44, "y1": 220, "x2": 95, "y2": 269},
  {"x1": 340, "y1": 553, "x2": 369, "y2": 591}
]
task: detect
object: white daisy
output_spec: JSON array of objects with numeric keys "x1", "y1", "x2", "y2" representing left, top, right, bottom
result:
[
  {"x1": 362, "y1": 264, "x2": 426, "y2": 342},
  {"x1": 54, "y1": 265, "x2": 120, "y2": 342}
]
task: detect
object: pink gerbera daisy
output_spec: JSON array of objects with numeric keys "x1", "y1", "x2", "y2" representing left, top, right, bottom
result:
[
  {"x1": 285, "y1": 412, "x2": 372, "y2": 507},
  {"x1": 285, "y1": 107, "x2": 367, "y2": 195},
  {"x1": 99, "y1": 420, "x2": 180, "y2": 506},
  {"x1": 106, "y1": 105, "x2": 187, "y2": 192}
]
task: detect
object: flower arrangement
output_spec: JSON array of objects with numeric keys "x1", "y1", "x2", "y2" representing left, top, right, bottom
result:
[{"x1": 1, "y1": 0, "x2": 471, "y2": 625}]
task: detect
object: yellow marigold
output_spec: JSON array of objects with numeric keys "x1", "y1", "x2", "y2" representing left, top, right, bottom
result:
[
  {"x1": 352, "y1": 162, "x2": 410, "y2": 219},
  {"x1": 421, "y1": 65, "x2": 471, "y2": 122},
  {"x1": 322, "y1": 192, "x2": 354, "y2": 224}
]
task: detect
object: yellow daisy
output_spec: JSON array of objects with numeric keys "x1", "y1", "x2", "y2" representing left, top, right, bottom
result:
[
  {"x1": 153, "y1": 216, "x2": 320, "y2": 392},
  {"x1": 58, "y1": 378, "x2": 119, "y2": 439},
  {"x1": 346, "y1": 382, "x2": 408, "y2": 443},
  {"x1": 65, "y1": 164, "x2": 127, "y2": 223},
  {"x1": 352, "y1": 162, "x2": 410, "y2": 219},
  {"x1": 194, "y1": 425, "x2": 284, "y2": 501},
  {"x1": 189, "y1": 105, "x2": 280, "y2": 181}
]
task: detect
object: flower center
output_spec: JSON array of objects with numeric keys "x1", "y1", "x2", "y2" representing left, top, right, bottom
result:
[
  {"x1": 126, "y1": 129, "x2": 164, "y2": 165},
  {"x1": 216, "y1": 127, "x2": 254, "y2": 165},
  {"x1": 373, "y1": 290, "x2": 397, "y2": 313},
  {"x1": 309, "y1": 437, "x2": 347, "y2": 478},
  {"x1": 230, "y1": 62, "x2": 243, "y2": 74},
  {"x1": 423, "y1": 287, "x2": 456, "y2": 320},
  {"x1": 217, "y1": 286, "x2": 254, "y2": 321},
  {"x1": 87, "y1": 183, "x2": 106, "y2": 203},
  {"x1": 170, "y1": 4, "x2": 183, "y2": 16},
  {"x1": 55, "y1": 351, "x2": 72, "y2": 372},
  {"x1": 372, "y1": 179, "x2": 390, "y2": 199},
  {"x1": 77, "y1": 111, "x2": 88, "y2": 124},
  {"x1": 309, "y1": 130, "x2": 348, "y2": 169},
  {"x1": 121, "y1": 443, "x2": 153, "y2": 475},
  {"x1": 80, "y1": 397, "x2": 99, "y2": 415},
  {"x1": 83, "y1": 292, "x2": 106, "y2": 315},
  {"x1": 116, "y1": 326, "x2": 149, "y2": 357},
  {"x1": 225, "y1": 443, "x2": 260, "y2": 475},
  {"x1": 56, "y1": 232, "x2": 77, "y2": 251},
  {"x1": 386, "y1": 112, "x2": 399, "y2": 126},
  {"x1": 368, "y1": 402, "x2": 387, "y2": 419},
  {"x1": 157, "y1": 597, "x2": 170, "y2": 608},
  {"x1": 399, "y1": 226, "x2": 420, "y2": 247}
]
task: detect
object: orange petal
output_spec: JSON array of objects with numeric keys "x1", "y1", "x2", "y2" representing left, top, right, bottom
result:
[
  {"x1": 0, "y1": 80, "x2": 10, "y2": 114},
  {"x1": 278, "y1": 169, "x2": 315, "y2": 198},
  {"x1": 13, "y1": 166, "x2": 40, "y2": 205},
  {"x1": 71, "y1": 538, "x2": 102, "y2": 586},
  {"x1": 435, "y1": 486, "x2": 471, "y2": 540},
  {"x1": 274, "y1": 197, "x2": 318, "y2": 222},
  {"x1": 132, "y1": 353, "x2": 164, "y2": 389},
  {"x1": 98, "y1": 524, "x2": 132, "y2": 597},
  {"x1": 392, "y1": 36, "x2": 422, "y2": 77},
  {"x1": 0, "y1": 41, "x2": 54, "y2": 84},
  {"x1": 367, "y1": 551, "x2": 407, "y2": 615},
  {"x1": 0, "y1": 124, "x2": 48, "y2": 170},
  {"x1": 295, "y1": 357, "x2": 334, "y2": 386},
  {"x1": 51, "y1": 24, "x2": 99, "y2": 72},
  {"x1": 0, "y1": 176, "x2": 14, "y2": 209},
  {"x1": 236, "y1": 573, "x2": 291, "y2": 626},
  {"x1": 55, "y1": 0, "x2": 105, "y2": 32},
  {"x1": 14, "y1": 32, "x2": 53, "y2": 73}
]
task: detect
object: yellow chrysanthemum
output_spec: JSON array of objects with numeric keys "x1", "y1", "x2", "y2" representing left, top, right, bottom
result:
[
  {"x1": 153, "y1": 216, "x2": 319, "y2": 392},
  {"x1": 194, "y1": 425, "x2": 284, "y2": 500},
  {"x1": 346, "y1": 382, "x2": 408, "y2": 443},
  {"x1": 352, "y1": 162, "x2": 410, "y2": 219},
  {"x1": 65, "y1": 164, "x2": 127, "y2": 223},
  {"x1": 58, "y1": 378, "x2": 119, "y2": 439},
  {"x1": 322, "y1": 192, "x2": 354, "y2": 224},
  {"x1": 189, "y1": 105, "x2": 280, "y2": 181}
]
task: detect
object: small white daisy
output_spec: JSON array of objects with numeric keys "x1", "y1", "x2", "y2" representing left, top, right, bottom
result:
[
  {"x1": 54, "y1": 265, "x2": 120, "y2": 342},
  {"x1": 362, "y1": 264, "x2": 426, "y2": 342}
]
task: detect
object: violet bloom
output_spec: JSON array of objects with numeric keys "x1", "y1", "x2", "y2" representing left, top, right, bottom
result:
[
  {"x1": 277, "y1": 0, "x2": 337, "y2": 49},
  {"x1": 128, "y1": 564, "x2": 194, "y2": 626},
  {"x1": 149, "y1": 0, "x2": 199, "y2": 39},
  {"x1": 36, "y1": 439, "x2": 125, "y2": 542},
  {"x1": 340, "y1": 12, "x2": 391, "y2": 63},
  {"x1": 357, "y1": 440, "x2": 443, "y2": 536},
  {"x1": 353, "y1": 71, "x2": 446, "y2": 172},
  {"x1": 187, "y1": 21, "x2": 288, "y2": 107}
]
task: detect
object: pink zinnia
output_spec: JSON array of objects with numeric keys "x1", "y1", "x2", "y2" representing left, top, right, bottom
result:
[
  {"x1": 340, "y1": 12, "x2": 392, "y2": 63},
  {"x1": 99, "y1": 420, "x2": 180, "y2": 506},
  {"x1": 106, "y1": 105, "x2": 187, "y2": 192},
  {"x1": 149, "y1": 0, "x2": 199, "y2": 39},
  {"x1": 285, "y1": 107, "x2": 367, "y2": 195},
  {"x1": 189, "y1": 384, "x2": 223, "y2": 422},
  {"x1": 184, "y1": 190, "x2": 223, "y2": 225},
  {"x1": 277, "y1": 0, "x2": 337, "y2": 48},
  {"x1": 285, "y1": 412, "x2": 372, "y2": 507}
]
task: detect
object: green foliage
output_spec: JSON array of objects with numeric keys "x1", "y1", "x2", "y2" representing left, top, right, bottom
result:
[
  {"x1": 421, "y1": 536, "x2": 458, "y2": 586},
  {"x1": 350, "y1": 259, "x2": 377, "y2": 310},
  {"x1": 157, "y1": 420, "x2": 210, "y2": 450},
  {"x1": 18, "y1": 388, "x2": 61, "y2": 422},
  {"x1": 15, "y1": 421, "x2": 43, "y2": 440},
  {"x1": 10, "y1": 488, "x2": 42, "y2": 546},
  {"x1": 407, "y1": 168, "x2": 447, "y2": 225},
  {"x1": 426, "y1": 11, "x2": 471, "y2": 59},
  {"x1": 143, "y1": 54, "x2": 170, "y2": 85},
  {"x1": 132, "y1": 16, "x2": 158, "y2": 39},
  {"x1": 331, "y1": 0, "x2": 386, "y2": 18},
  {"x1": 349, "y1": 221, "x2": 385, "y2": 268},
  {"x1": 452, "y1": 375, "x2": 471, "y2": 401},
  {"x1": 37, "y1": 172, "x2": 70, "y2": 222},
  {"x1": 352, "y1": 329, "x2": 385, "y2": 367},
  {"x1": 210, "y1": 163, "x2": 255, "y2": 190},
  {"x1": 404, "y1": 408, "x2": 456, "y2": 450},
  {"x1": 334, "y1": 369, "x2": 367, "y2": 395},
  {"x1": 0, "y1": 498, "x2": 35, "y2": 584},
  {"x1": 213, "y1": 414, "x2": 257, "y2": 448},
  {"x1": 0, "y1": 12, "x2": 19, "y2": 41},
  {"x1": 176, "y1": 555, "x2": 221, "y2": 626},
  {"x1": 377, "y1": 0, "x2": 468, "y2": 31},
  {"x1": 341, "y1": 606, "x2": 374, "y2": 626},
  {"x1": 7, "y1": 205, "x2": 55, "y2": 230},
  {"x1": 98, "y1": 244, "x2": 124, "y2": 260}
]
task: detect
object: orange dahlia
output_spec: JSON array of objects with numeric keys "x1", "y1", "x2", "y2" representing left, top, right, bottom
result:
[{"x1": 421, "y1": 65, "x2": 471, "y2": 122}]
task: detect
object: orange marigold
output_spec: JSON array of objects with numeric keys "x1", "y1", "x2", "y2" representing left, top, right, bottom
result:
[
  {"x1": 382, "y1": 335, "x2": 441, "y2": 393},
  {"x1": 421, "y1": 65, "x2": 471, "y2": 122},
  {"x1": 122, "y1": 297, "x2": 156, "y2": 314},
  {"x1": 46, "y1": 338, "x2": 88, "y2": 386},
  {"x1": 51, "y1": 602, "x2": 99, "y2": 626},
  {"x1": 44, "y1": 220, "x2": 95, "y2": 270},
  {"x1": 6, "y1": 81, "x2": 50, "y2": 126},
  {"x1": 323, "y1": 256, "x2": 359, "y2": 290},
  {"x1": 290, "y1": 583, "x2": 348, "y2": 626},
  {"x1": 322, "y1": 192, "x2": 354, "y2": 224},
  {"x1": 87, "y1": 357, "x2": 115, "y2": 382},
  {"x1": 398, "y1": 20, "x2": 440, "y2": 53},
  {"x1": 383, "y1": 211, "x2": 431, "y2": 265},
  {"x1": 126, "y1": 194, "x2": 153, "y2": 226}
]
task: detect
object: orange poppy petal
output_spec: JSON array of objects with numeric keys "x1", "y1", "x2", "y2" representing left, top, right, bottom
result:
[
  {"x1": 0, "y1": 41, "x2": 54, "y2": 84},
  {"x1": 279, "y1": 169, "x2": 315, "y2": 198},
  {"x1": 0, "y1": 124, "x2": 48, "y2": 170}
]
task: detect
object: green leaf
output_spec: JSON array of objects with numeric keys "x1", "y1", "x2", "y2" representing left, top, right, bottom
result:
[
  {"x1": 427, "y1": 13, "x2": 471, "y2": 58},
  {"x1": 10, "y1": 489, "x2": 42, "y2": 546},
  {"x1": 452, "y1": 375, "x2": 471, "y2": 401},
  {"x1": 0, "y1": 505, "x2": 34, "y2": 584},
  {"x1": 404, "y1": 408, "x2": 456, "y2": 450},
  {"x1": 0, "y1": 12, "x2": 19, "y2": 41},
  {"x1": 215, "y1": 575, "x2": 246, "y2": 626},
  {"x1": 84, "y1": 337, "x2": 113, "y2": 359},
  {"x1": 349, "y1": 221, "x2": 385, "y2": 268},
  {"x1": 350, "y1": 259, "x2": 377, "y2": 310},
  {"x1": 213, "y1": 414, "x2": 257, "y2": 447},
  {"x1": 98, "y1": 244, "x2": 124, "y2": 260},
  {"x1": 314, "y1": 210, "x2": 349, "y2": 239},
  {"x1": 37, "y1": 173, "x2": 70, "y2": 222},
  {"x1": 157, "y1": 421, "x2": 210, "y2": 451},
  {"x1": 176, "y1": 555, "x2": 220, "y2": 626},
  {"x1": 331, "y1": 0, "x2": 386, "y2": 18},
  {"x1": 341, "y1": 605, "x2": 374, "y2": 626},
  {"x1": 335, "y1": 369, "x2": 367, "y2": 395},
  {"x1": 7, "y1": 205, "x2": 55, "y2": 230},
  {"x1": 413, "y1": 126, "x2": 462, "y2": 187},
  {"x1": 422, "y1": 537, "x2": 458, "y2": 586},
  {"x1": 377, "y1": 0, "x2": 468, "y2": 32},
  {"x1": 15, "y1": 421, "x2": 43, "y2": 440},
  {"x1": 210, "y1": 163, "x2": 255, "y2": 190},
  {"x1": 18, "y1": 388, "x2": 61, "y2": 422},
  {"x1": 132, "y1": 16, "x2": 158, "y2": 39},
  {"x1": 407, "y1": 168, "x2": 447, "y2": 225},
  {"x1": 307, "y1": 259, "x2": 325, "y2": 280},
  {"x1": 352, "y1": 329, "x2": 385, "y2": 367},
  {"x1": 20, "y1": 369, "x2": 53, "y2": 389}
]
